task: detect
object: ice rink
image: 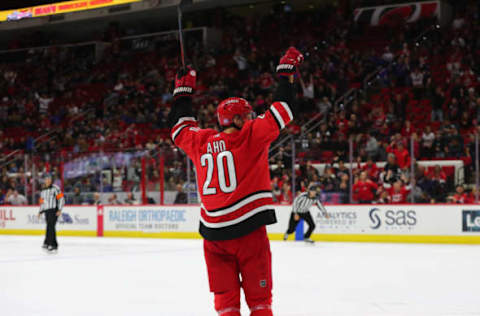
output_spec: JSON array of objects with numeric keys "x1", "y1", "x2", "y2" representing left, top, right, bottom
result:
[{"x1": 1, "y1": 236, "x2": 479, "y2": 316}]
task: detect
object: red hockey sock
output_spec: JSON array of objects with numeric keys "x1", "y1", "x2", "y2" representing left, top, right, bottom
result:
[{"x1": 215, "y1": 290, "x2": 241, "y2": 315}]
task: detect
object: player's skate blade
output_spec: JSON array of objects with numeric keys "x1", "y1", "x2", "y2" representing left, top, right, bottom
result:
[
  {"x1": 47, "y1": 246, "x2": 58, "y2": 254},
  {"x1": 304, "y1": 238, "x2": 315, "y2": 244}
]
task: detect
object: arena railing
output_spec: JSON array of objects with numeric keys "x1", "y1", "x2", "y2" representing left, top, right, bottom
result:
[{"x1": 2, "y1": 131, "x2": 479, "y2": 206}]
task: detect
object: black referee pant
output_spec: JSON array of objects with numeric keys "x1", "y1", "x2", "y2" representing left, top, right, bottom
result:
[
  {"x1": 286, "y1": 211, "x2": 316, "y2": 239},
  {"x1": 43, "y1": 209, "x2": 58, "y2": 248}
]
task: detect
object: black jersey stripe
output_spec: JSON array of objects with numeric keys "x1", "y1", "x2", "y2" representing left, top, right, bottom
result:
[
  {"x1": 172, "y1": 124, "x2": 189, "y2": 142},
  {"x1": 268, "y1": 109, "x2": 282, "y2": 130}
]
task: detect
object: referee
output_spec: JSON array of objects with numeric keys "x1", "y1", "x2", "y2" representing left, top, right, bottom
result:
[
  {"x1": 283, "y1": 185, "x2": 328, "y2": 243},
  {"x1": 37, "y1": 174, "x2": 65, "y2": 253}
]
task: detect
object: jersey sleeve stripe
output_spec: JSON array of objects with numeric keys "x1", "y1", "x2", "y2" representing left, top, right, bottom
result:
[
  {"x1": 174, "y1": 116, "x2": 196, "y2": 127},
  {"x1": 171, "y1": 124, "x2": 189, "y2": 142},
  {"x1": 268, "y1": 109, "x2": 282, "y2": 130},
  {"x1": 272, "y1": 102, "x2": 292, "y2": 126},
  {"x1": 269, "y1": 106, "x2": 285, "y2": 129},
  {"x1": 279, "y1": 102, "x2": 293, "y2": 121}
]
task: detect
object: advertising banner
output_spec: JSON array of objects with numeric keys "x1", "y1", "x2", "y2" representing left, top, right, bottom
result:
[
  {"x1": 2, "y1": 204, "x2": 480, "y2": 243},
  {"x1": 354, "y1": 1, "x2": 440, "y2": 26},
  {"x1": 0, "y1": 0, "x2": 141, "y2": 22},
  {"x1": 103, "y1": 206, "x2": 201, "y2": 236},
  {"x1": 462, "y1": 210, "x2": 480, "y2": 232},
  {"x1": 0, "y1": 206, "x2": 97, "y2": 232}
]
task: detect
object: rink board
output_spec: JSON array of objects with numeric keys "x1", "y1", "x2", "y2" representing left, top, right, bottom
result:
[
  {"x1": 0, "y1": 206, "x2": 97, "y2": 237},
  {"x1": 1, "y1": 204, "x2": 480, "y2": 243}
]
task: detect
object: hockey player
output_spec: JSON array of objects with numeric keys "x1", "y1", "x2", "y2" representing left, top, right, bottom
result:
[
  {"x1": 283, "y1": 185, "x2": 329, "y2": 243},
  {"x1": 168, "y1": 47, "x2": 303, "y2": 316}
]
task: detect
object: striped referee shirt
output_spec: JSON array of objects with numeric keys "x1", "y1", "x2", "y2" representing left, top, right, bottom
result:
[
  {"x1": 293, "y1": 192, "x2": 325, "y2": 214},
  {"x1": 39, "y1": 185, "x2": 65, "y2": 212}
]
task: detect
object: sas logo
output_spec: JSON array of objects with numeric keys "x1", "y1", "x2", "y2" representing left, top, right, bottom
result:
[
  {"x1": 462, "y1": 210, "x2": 480, "y2": 232},
  {"x1": 369, "y1": 208, "x2": 416, "y2": 230}
]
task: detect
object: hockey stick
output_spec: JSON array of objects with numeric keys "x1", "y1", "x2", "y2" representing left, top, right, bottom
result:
[
  {"x1": 177, "y1": 0, "x2": 192, "y2": 70},
  {"x1": 177, "y1": 4, "x2": 185, "y2": 70}
]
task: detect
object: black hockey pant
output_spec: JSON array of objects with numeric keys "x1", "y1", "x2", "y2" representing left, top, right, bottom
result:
[
  {"x1": 43, "y1": 209, "x2": 58, "y2": 248},
  {"x1": 286, "y1": 211, "x2": 316, "y2": 239}
]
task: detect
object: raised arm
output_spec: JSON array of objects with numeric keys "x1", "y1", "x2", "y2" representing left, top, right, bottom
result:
[
  {"x1": 167, "y1": 67, "x2": 197, "y2": 128},
  {"x1": 250, "y1": 47, "x2": 303, "y2": 143},
  {"x1": 273, "y1": 46, "x2": 303, "y2": 117}
]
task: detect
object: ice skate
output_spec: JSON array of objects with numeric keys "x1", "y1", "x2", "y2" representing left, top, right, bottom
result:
[
  {"x1": 304, "y1": 238, "x2": 315, "y2": 244},
  {"x1": 47, "y1": 246, "x2": 58, "y2": 254}
]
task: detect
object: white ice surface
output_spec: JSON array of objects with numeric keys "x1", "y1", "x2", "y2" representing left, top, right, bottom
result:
[{"x1": 0, "y1": 236, "x2": 479, "y2": 316}]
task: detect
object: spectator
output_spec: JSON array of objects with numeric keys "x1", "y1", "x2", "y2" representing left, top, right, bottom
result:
[
  {"x1": 467, "y1": 187, "x2": 478, "y2": 203},
  {"x1": 107, "y1": 194, "x2": 121, "y2": 204},
  {"x1": 6, "y1": 189, "x2": 27, "y2": 205},
  {"x1": 447, "y1": 98, "x2": 460, "y2": 122},
  {"x1": 382, "y1": 46, "x2": 394, "y2": 62},
  {"x1": 321, "y1": 168, "x2": 338, "y2": 193},
  {"x1": 410, "y1": 68, "x2": 424, "y2": 98},
  {"x1": 300, "y1": 74, "x2": 315, "y2": 100},
  {"x1": 70, "y1": 186, "x2": 84, "y2": 205},
  {"x1": 335, "y1": 160, "x2": 349, "y2": 179},
  {"x1": 92, "y1": 192, "x2": 102, "y2": 205},
  {"x1": 338, "y1": 174, "x2": 350, "y2": 203},
  {"x1": 365, "y1": 133, "x2": 379, "y2": 159},
  {"x1": 421, "y1": 126, "x2": 435, "y2": 158},
  {"x1": 124, "y1": 192, "x2": 138, "y2": 205},
  {"x1": 278, "y1": 182, "x2": 293, "y2": 204},
  {"x1": 387, "y1": 141, "x2": 410, "y2": 170},
  {"x1": 431, "y1": 86, "x2": 445, "y2": 122},
  {"x1": 174, "y1": 184, "x2": 188, "y2": 204},
  {"x1": 317, "y1": 97, "x2": 332, "y2": 121},
  {"x1": 271, "y1": 177, "x2": 281, "y2": 202},
  {"x1": 353, "y1": 171, "x2": 378, "y2": 204},
  {"x1": 362, "y1": 158, "x2": 379, "y2": 181},
  {"x1": 384, "y1": 180, "x2": 411, "y2": 204},
  {"x1": 407, "y1": 180, "x2": 427, "y2": 203},
  {"x1": 391, "y1": 93, "x2": 407, "y2": 122},
  {"x1": 449, "y1": 185, "x2": 468, "y2": 203},
  {"x1": 383, "y1": 153, "x2": 401, "y2": 184},
  {"x1": 376, "y1": 189, "x2": 390, "y2": 204}
]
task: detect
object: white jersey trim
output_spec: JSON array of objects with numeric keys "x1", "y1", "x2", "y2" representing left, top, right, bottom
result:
[
  {"x1": 171, "y1": 124, "x2": 188, "y2": 142},
  {"x1": 174, "y1": 116, "x2": 196, "y2": 127},
  {"x1": 201, "y1": 192, "x2": 273, "y2": 217},
  {"x1": 200, "y1": 205, "x2": 273, "y2": 228},
  {"x1": 270, "y1": 106, "x2": 285, "y2": 129},
  {"x1": 279, "y1": 101, "x2": 293, "y2": 121}
]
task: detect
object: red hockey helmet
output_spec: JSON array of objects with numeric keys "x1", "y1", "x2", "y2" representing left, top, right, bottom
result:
[{"x1": 217, "y1": 97, "x2": 253, "y2": 127}]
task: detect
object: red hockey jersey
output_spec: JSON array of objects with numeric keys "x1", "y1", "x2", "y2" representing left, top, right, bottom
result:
[{"x1": 171, "y1": 101, "x2": 292, "y2": 240}]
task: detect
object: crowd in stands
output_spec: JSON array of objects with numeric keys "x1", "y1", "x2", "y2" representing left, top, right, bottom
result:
[{"x1": 0, "y1": 2, "x2": 479, "y2": 205}]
